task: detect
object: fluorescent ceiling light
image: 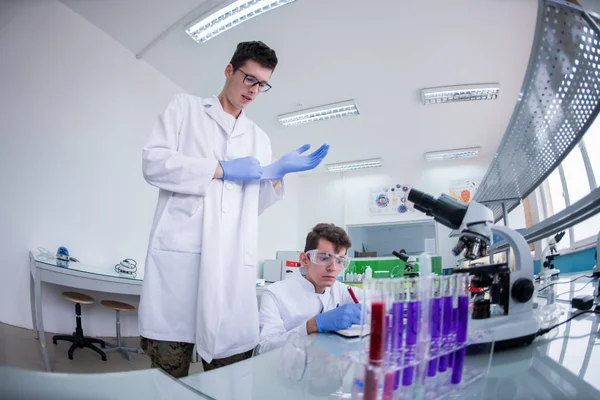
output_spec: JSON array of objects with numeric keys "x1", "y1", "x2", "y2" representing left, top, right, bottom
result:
[
  {"x1": 186, "y1": 0, "x2": 296, "y2": 44},
  {"x1": 326, "y1": 158, "x2": 382, "y2": 173},
  {"x1": 278, "y1": 100, "x2": 359, "y2": 127},
  {"x1": 421, "y1": 83, "x2": 500, "y2": 105},
  {"x1": 425, "y1": 147, "x2": 480, "y2": 161}
]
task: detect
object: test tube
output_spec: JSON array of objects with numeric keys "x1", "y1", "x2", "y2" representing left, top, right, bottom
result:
[
  {"x1": 438, "y1": 275, "x2": 454, "y2": 372},
  {"x1": 364, "y1": 280, "x2": 386, "y2": 400},
  {"x1": 402, "y1": 278, "x2": 419, "y2": 387},
  {"x1": 428, "y1": 276, "x2": 442, "y2": 377},
  {"x1": 382, "y1": 279, "x2": 403, "y2": 390},
  {"x1": 451, "y1": 274, "x2": 469, "y2": 384}
]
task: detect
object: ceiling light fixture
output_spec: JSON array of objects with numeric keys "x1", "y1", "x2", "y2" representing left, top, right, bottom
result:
[
  {"x1": 185, "y1": 0, "x2": 296, "y2": 44},
  {"x1": 421, "y1": 83, "x2": 500, "y2": 105},
  {"x1": 326, "y1": 158, "x2": 382, "y2": 173},
  {"x1": 278, "y1": 100, "x2": 359, "y2": 127},
  {"x1": 425, "y1": 147, "x2": 480, "y2": 161}
]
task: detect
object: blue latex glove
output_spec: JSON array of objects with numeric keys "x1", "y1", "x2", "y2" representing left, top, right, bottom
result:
[
  {"x1": 261, "y1": 144, "x2": 329, "y2": 180},
  {"x1": 315, "y1": 304, "x2": 362, "y2": 333},
  {"x1": 219, "y1": 157, "x2": 263, "y2": 181}
]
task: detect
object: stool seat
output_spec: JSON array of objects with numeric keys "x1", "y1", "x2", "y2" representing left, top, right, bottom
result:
[
  {"x1": 100, "y1": 300, "x2": 135, "y2": 312},
  {"x1": 62, "y1": 291, "x2": 94, "y2": 305}
]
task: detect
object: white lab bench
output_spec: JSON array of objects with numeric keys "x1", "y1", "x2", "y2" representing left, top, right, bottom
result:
[
  {"x1": 29, "y1": 248, "x2": 269, "y2": 370},
  {"x1": 180, "y1": 272, "x2": 600, "y2": 399},
  {"x1": 0, "y1": 367, "x2": 210, "y2": 399},
  {"x1": 179, "y1": 311, "x2": 600, "y2": 399}
]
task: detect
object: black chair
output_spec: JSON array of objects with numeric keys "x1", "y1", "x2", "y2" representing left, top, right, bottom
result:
[{"x1": 52, "y1": 291, "x2": 106, "y2": 361}]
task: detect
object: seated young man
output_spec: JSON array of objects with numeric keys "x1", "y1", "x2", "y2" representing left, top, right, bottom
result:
[{"x1": 256, "y1": 223, "x2": 363, "y2": 355}]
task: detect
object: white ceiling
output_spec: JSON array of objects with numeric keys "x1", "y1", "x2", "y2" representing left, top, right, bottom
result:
[{"x1": 60, "y1": 0, "x2": 539, "y2": 172}]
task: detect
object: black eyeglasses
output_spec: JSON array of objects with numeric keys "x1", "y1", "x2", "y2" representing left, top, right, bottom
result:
[{"x1": 237, "y1": 69, "x2": 272, "y2": 93}]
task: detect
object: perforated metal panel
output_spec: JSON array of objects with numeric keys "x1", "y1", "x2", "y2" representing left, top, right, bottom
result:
[{"x1": 474, "y1": 0, "x2": 600, "y2": 221}]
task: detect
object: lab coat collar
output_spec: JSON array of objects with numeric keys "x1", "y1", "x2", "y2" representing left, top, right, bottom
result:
[
  {"x1": 296, "y1": 269, "x2": 331, "y2": 296},
  {"x1": 202, "y1": 96, "x2": 251, "y2": 138}
]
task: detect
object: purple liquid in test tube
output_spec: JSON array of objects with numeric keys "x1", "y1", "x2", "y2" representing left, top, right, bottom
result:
[
  {"x1": 402, "y1": 300, "x2": 419, "y2": 386},
  {"x1": 391, "y1": 302, "x2": 404, "y2": 389},
  {"x1": 449, "y1": 308, "x2": 458, "y2": 366},
  {"x1": 451, "y1": 275, "x2": 470, "y2": 384},
  {"x1": 438, "y1": 275, "x2": 454, "y2": 373},
  {"x1": 427, "y1": 297, "x2": 442, "y2": 376}
]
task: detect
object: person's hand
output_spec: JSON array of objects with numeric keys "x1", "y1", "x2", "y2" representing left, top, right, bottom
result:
[
  {"x1": 261, "y1": 144, "x2": 329, "y2": 180},
  {"x1": 219, "y1": 157, "x2": 263, "y2": 181},
  {"x1": 314, "y1": 304, "x2": 361, "y2": 333}
]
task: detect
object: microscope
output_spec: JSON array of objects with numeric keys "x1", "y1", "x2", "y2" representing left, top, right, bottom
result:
[
  {"x1": 392, "y1": 250, "x2": 419, "y2": 278},
  {"x1": 407, "y1": 189, "x2": 539, "y2": 349},
  {"x1": 540, "y1": 231, "x2": 565, "y2": 279}
]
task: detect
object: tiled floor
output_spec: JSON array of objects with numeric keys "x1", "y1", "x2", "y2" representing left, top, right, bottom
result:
[{"x1": 0, "y1": 322, "x2": 203, "y2": 375}]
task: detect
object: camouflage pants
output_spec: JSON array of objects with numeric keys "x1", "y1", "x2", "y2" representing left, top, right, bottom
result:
[{"x1": 140, "y1": 337, "x2": 253, "y2": 378}]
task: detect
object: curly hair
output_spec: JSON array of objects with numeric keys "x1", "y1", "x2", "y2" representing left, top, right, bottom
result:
[
  {"x1": 304, "y1": 223, "x2": 352, "y2": 253},
  {"x1": 229, "y1": 41, "x2": 278, "y2": 71}
]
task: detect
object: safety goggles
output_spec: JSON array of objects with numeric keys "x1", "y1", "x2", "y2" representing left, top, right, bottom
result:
[{"x1": 305, "y1": 250, "x2": 351, "y2": 269}]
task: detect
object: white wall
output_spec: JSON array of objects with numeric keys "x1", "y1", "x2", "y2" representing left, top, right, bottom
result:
[
  {"x1": 0, "y1": 1, "x2": 295, "y2": 337},
  {"x1": 0, "y1": 1, "x2": 188, "y2": 337},
  {"x1": 256, "y1": 174, "x2": 300, "y2": 276},
  {"x1": 297, "y1": 159, "x2": 493, "y2": 268}
]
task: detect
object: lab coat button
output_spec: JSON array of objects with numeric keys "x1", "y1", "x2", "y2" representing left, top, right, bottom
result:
[
  {"x1": 223, "y1": 208, "x2": 228, "y2": 214},
  {"x1": 226, "y1": 183, "x2": 233, "y2": 190}
]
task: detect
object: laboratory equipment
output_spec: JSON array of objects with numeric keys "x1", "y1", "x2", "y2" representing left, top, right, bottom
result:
[
  {"x1": 392, "y1": 250, "x2": 419, "y2": 277},
  {"x1": 277, "y1": 250, "x2": 302, "y2": 280},
  {"x1": 264, "y1": 251, "x2": 302, "y2": 283},
  {"x1": 114, "y1": 258, "x2": 138, "y2": 277},
  {"x1": 349, "y1": 275, "x2": 493, "y2": 399},
  {"x1": 263, "y1": 259, "x2": 284, "y2": 282},
  {"x1": 538, "y1": 268, "x2": 563, "y2": 327},
  {"x1": 540, "y1": 231, "x2": 565, "y2": 278},
  {"x1": 407, "y1": 188, "x2": 538, "y2": 349}
]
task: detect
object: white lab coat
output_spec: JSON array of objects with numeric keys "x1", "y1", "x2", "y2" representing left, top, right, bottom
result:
[
  {"x1": 138, "y1": 94, "x2": 284, "y2": 363},
  {"x1": 256, "y1": 271, "x2": 364, "y2": 355}
]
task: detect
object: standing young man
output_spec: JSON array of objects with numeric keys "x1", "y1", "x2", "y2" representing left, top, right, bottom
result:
[{"x1": 139, "y1": 41, "x2": 329, "y2": 377}]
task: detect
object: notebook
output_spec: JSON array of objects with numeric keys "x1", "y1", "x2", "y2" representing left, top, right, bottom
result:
[{"x1": 334, "y1": 324, "x2": 371, "y2": 338}]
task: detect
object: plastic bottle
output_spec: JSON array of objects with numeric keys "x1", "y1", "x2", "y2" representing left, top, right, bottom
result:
[
  {"x1": 539, "y1": 266, "x2": 562, "y2": 326},
  {"x1": 365, "y1": 265, "x2": 373, "y2": 280}
]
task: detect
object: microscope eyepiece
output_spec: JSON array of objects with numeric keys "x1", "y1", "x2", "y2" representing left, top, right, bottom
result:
[
  {"x1": 407, "y1": 188, "x2": 468, "y2": 230},
  {"x1": 392, "y1": 250, "x2": 409, "y2": 262}
]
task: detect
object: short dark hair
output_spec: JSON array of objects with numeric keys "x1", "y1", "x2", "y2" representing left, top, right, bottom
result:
[
  {"x1": 304, "y1": 223, "x2": 352, "y2": 253},
  {"x1": 230, "y1": 41, "x2": 278, "y2": 71}
]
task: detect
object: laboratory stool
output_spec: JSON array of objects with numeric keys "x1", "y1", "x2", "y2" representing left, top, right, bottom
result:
[
  {"x1": 100, "y1": 300, "x2": 143, "y2": 360},
  {"x1": 52, "y1": 292, "x2": 107, "y2": 361}
]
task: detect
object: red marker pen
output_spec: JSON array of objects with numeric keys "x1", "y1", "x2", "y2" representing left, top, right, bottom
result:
[{"x1": 347, "y1": 286, "x2": 359, "y2": 304}]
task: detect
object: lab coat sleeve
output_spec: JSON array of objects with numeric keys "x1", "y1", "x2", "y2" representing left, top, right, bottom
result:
[
  {"x1": 142, "y1": 94, "x2": 218, "y2": 196},
  {"x1": 256, "y1": 290, "x2": 308, "y2": 355},
  {"x1": 258, "y1": 140, "x2": 284, "y2": 215}
]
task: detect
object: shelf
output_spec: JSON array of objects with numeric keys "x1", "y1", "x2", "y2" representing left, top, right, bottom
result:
[
  {"x1": 472, "y1": 0, "x2": 600, "y2": 222},
  {"x1": 490, "y1": 186, "x2": 600, "y2": 251}
]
